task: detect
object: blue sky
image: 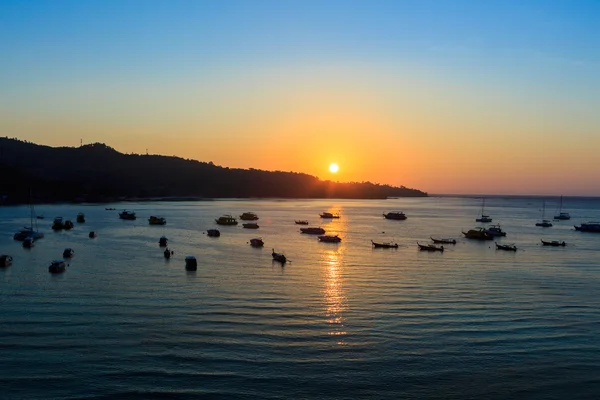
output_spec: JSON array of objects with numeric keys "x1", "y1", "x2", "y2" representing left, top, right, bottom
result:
[{"x1": 2, "y1": 0, "x2": 600, "y2": 194}]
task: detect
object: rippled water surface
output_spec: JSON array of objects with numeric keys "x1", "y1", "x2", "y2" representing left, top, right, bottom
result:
[{"x1": 1, "y1": 197, "x2": 600, "y2": 399}]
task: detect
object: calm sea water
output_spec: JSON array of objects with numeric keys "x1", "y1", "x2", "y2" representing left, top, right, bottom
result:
[{"x1": 1, "y1": 196, "x2": 600, "y2": 399}]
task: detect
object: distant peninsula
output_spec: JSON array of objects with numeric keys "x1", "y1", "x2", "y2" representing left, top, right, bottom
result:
[{"x1": 0, "y1": 138, "x2": 427, "y2": 204}]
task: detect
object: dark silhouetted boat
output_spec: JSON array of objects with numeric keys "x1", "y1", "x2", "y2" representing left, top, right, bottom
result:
[
  {"x1": 318, "y1": 235, "x2": 342, "y2": 243},
  {"x1": 475, "y1": 198, "x2": 492, "y2": 222},
  {"x1": 215, "y1": 215, "x2": 238, "y2": 225},
  {"x1": 272, "y1": 249, "x2": 287, "y2": 264},
  {"x1": 295, "y1": 220, "x2": 309, "y2": 225},
  {"x1": 62, "y1": 248, "x2": 75, "y2": 258},
  {"x1": 158, "y1": 236, "x2": 168, "y2": 246},
  {"x1": 496, "y1": 243, "x2": 517, "y2": 251},
  {"x1": 485, "y1": 225, "x2": 507, "y2": 237},
  {"x1": 49, "y1": 260, "x2": 66, "y2": 273},
  {"x1": 119, "y1": 210, "x2": 136, "y2": 220},
  {"x1": 23, "y1": 237, "x2": 35, "y2": 248},
  {"x1": 574, "y1": 222, "x2": 600, "y2": 232},
  {"x1": 149, "y1": 216, "x2": 166, "y2": 225},
  {"x1": 541, "y1": 239, "x2": 566, "y2": 246},
  {"x1": 1, "y1": 255, "x2": 13, "y2": 267},
  {"x1": 418, "y1": 242, "x2": 444, "y2": 252},
  {"x1": 243, "y1": 222, "x2": 259, "y2": 229},
  {"x1": 319, "y1": 212, "x2": 340, "y2": 219},
  {"x1": 383, "y1": 211, "x2": 407, "y2": 220},
  {"x1": 430, "y1": 237, "x2": 456, "y2": 244},
  {"x1": 553, "y1": 196, "x2": 570, "y2": 220},
  {"x1": 462, "y1": 228, "x2": 493, "y2": 240},
  {"x1": 371, "y1": 240, "x2": 398, "y2": 249},
  {"x1": 249, "y1": 238, "x2": 264, "y2": 247},
  {"x1": 206, "y1": 229, "x2": 220, "y2": 237},
  {"x1": 76, "y1": 213, "x2": 85, "y2": 223},
  {"x1": 185, "y1": 256, "x2": 197, "y2": 271},
  {"x1": 300, "y1": 227, "x2": 325, "y2": 234},
  {"x1": 239, "y1": 212, "x2": 259, "y2": 221}
]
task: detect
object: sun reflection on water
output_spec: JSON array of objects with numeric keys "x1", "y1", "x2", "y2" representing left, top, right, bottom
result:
[{"x1": 322, "y1": 249, "x2": 347, "y2": 344}]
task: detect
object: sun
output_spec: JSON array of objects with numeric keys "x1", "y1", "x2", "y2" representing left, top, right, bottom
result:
[{"x1": 329, "y1": 163, "x2": 339, "y2": 173}]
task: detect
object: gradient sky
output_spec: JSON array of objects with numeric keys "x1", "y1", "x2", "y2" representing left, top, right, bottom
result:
[{"x1": 1, "y1": 0, "x2": 600, "y2": 195}]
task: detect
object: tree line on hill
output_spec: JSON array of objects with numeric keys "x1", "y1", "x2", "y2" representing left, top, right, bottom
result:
[{"x1": 0, "y1": 138, "x2": 427, "y2": 204}]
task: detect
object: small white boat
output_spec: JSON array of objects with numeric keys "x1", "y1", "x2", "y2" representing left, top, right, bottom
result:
[{"x1": 475, "y1": 198, "x2": 492, "y2": 222}]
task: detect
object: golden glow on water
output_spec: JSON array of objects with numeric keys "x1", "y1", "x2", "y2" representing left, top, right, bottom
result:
[{"x1": 322, "y1": 249, "x2": 347, "y2": 344}]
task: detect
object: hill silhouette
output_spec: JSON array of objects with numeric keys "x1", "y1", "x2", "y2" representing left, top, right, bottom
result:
[{"x1": 0, "y1": 138, "x2": 427, "y2": 203}]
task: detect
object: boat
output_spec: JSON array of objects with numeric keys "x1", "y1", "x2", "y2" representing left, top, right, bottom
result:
[
  {"x1": 239, "y1": 212, "x2": 259, "y2": 221},
  {"x1": 242, "y1": 222, "x2": 259, "y2": 229},
  {"x1": 271, "y1": 249, "x2": 287, "y2": 264},
  {"x1": 371, "y1": 240, "x2": 398, "y2": 248},
  {"x1": 249, "y1": 238, "x2": 264, "y2": 247},
  {"x1": 496, "y1": 243, "x2": 517, "y2": 251},
  {"x1": 63, "y1": 248, "x2": 75, "y2": 258},
  {"x1": 318, "y1": 235, "x2": 342, "y2": 243},
  {"x1": 148, "y1": 216, "x2": 166, "y2": 225},
  {"x1": 36, "y1": 215, "x2": 44, "y2": 219},
  {"x1": 300, "y1": 227, "x2": 326, "y2": 235},
  {"x1": 462, "y1": 228, "x2": 493, "y2": 240},
  {"x1": 164, "y1": 248, "x2": 172, "y2": 259},
  {"x1": 574, "y1": 222, "x2": 600, "y2": 233},
  {"x1": 185, "y1": 256, "x2": 197, "y2": 271},
  {"x1": 89, "y1": 231, "x2": 97, "y2": 238},
  {"x1": 541, "y1": 239, "x2": 566, "y2": 246},
  {"x1": 430, "y1": 237, "x2": 456, "y2": 244},
  {"x1": 119, "y1": 210, "x2": 137, "y2": 220},
  {"x1": 13, "y1": 191, "x2": 45, "y2": 241},
  {"x1": 319, "y1": 212, "x2": 340, "y2": 219},
  {"x1": 105, "y1": 208, "x2": 116, "y2": 211},
  {"x1": 475, "y1": 198, "x2": 492, "y2": 222},
  {"x1": 0, "y1": 255, "x2": 13, "y2": 267},
  {"x1": 535, "y1": 201, "x2": 552, "y2": 227},
  {"x1": 553, "y1": 196, "x2": 570, "y2": 220},
  {"x1": 49, "y1": 260, "x2": 66, "y2": 273},
  {"x1": 295, "y1": 220, "x2": 309, "y2": 225},
  {"x1": 383, "y1": 211, "x2": 407, "y2": 220},
  {"x1": 63, "y1": 220, "x2": 74, "y2": 230},
  {"x1": 23, "y1": 237, "x2": 35, "y2": 248},
  {"x1": 206, "y1": 229, "x2": 221, "y2": 237},
  {"x1": 215, "y1": 214, "x2": 238, "y2": 225},
  {"x1": 484, "y1": 225, "x2": 507, "y2": 237},
  {"x1": 158, "y1": 236, "x2": 168, "y2": 246},
  {"x1": 418, "y1": 242, "x2": 444, "y2": 252},
  {"x1": 76, "y1": 212, "x2": 85, "y2": 223}
]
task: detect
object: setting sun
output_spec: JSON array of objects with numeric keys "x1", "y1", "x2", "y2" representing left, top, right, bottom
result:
[{"x1": 329, "y1": 163, "x2": 339, "y2": 173}]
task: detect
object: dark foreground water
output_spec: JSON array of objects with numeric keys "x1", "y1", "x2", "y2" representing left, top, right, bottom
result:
[{"x1": 1, "y1": 196, "x2": 600, "y2": 399}]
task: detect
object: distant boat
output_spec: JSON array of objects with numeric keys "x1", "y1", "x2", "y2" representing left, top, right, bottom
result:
[
  {"x1": 553, "y1": 196, "x2": 570, "y2": 220},
  {"x1": 271, "y1": 249, "x2": 287, "y2": 264},
  {"x1": 475, "y1": 198, "x2": 492, "y2": 223},
  {"x1": 535, "y1": 201, "x2": 553, "y2": 227},
  {"x1": 295, "y1": 220, "x2": 309, "y2": 225},
  {"x1": 242, "y1": 222, "x2": 259, "y2": 229},
  {"x1": 63, "y1": 220, "x2": 74, "y2": 230},
  {"x1": 13, "y1": 190, "x2": 44, "y2": 241},
  {"x1": 418, "y1": 242, "x2": 444, "y2": 252},
  {"x1": 158, "y1": 236, "x2": 168, "y2": 246},
  {"x1": 164, "y1": 248, "x2": 172, "y2": 259},
  {"x1": 185, "y1": 256, "x2": 197, "y2": 271},
  {"x1": 249, "y1": 238, "x2": 264, "y2": 247},
  {"x1": 462, "y1": 228, "x2": 493, "y2": 240},
  {"x1": 215, "y1": 214, "x2": 238, "y2": 225},
  {"x1": 300, "y1": 227, "x2": 325, "y2": 235},
  {"x1": 383, "y1": 211, "x2": 407, "y2": 220},
  {"x1": 51, "y1": 217, "x2": 65, "y2": 230},
  {"x1": 371, "y1": 240, "x2": 398, "y2": 249},
  {"x1": 206, "y1": 229, "x2": 221, "y2": 237},
  {"x1": 119, "y1": 210, "x2": 136, "y2": 220},
  {"x1": 318, "y1": 234, "x2": 342, "y2": 243},
  {"x1": 496, "y1": 242, "x2": 517, "y2": 251},
  {"x1": 574, "y1": 222, "x2": 600, "y2": 232},
  {"x1": 49, "y1": 260, "x2": 66, "y2": 274},
  {"x1": 89, "y1": 231, "x2": 97, "y2": 238},
  {"x1": 484, "y1": 225, "x2": 507, "y2": 237},
  {"x1": 541, "y1": 239, "x2": 566, "y2": 246},
  {"x1": 430, "y1": 237, "x2": 456, "y2": 244},
  {"x1": 76, "y1": 212, "x2": 85, "y2": 223},
  {"x1": 239, "y1": 212, "x2": 259, "y2": 221},
  {"x1": 63, "y1": 248, "x2": 75, "y2": 258},
  {"x1": 149, "y1": 216, "x2": 166, "y2": 225},
  {"x1": 22, "y1": 237, "x2": 35, "y2": 248},
  {"x1": 319, "y1": 212, "x2": 340, "y2": 219},
  {"x1": 0, "y1": 255, "x2": 13, "y2": 267}
]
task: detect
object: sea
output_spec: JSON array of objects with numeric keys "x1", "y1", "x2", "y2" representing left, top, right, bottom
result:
[{"x1": 1, "y1": 196, "x2": 600, "y2": 400}]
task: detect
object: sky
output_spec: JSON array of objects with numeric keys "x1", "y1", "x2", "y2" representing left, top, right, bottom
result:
[{"x1": 1, "y1": 0, "x2": 600, "y2": 196}]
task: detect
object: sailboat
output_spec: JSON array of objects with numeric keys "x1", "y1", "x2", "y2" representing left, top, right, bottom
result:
[
  {"x1": 553, "y1": 196, "x2": 570, "y2": 220},
  {"x1": 535, "y1": 201, "x2": 553, "y2": 227},
  {"x1": 475, "y1": 198, "x2": 492, "y2": 223},
  {"x1": 13, "y1": 190, "x2": 45, "y2": 241}
]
